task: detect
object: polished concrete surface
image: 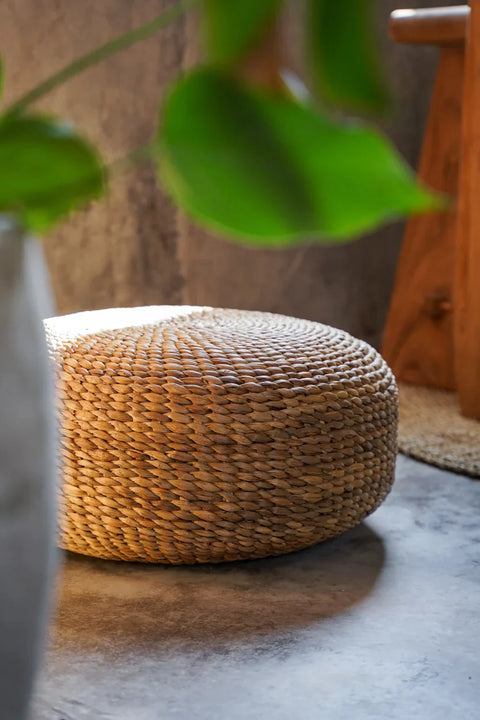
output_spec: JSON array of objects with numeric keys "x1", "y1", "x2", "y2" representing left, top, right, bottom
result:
[{"x1": 32, "y1": 456, "x2": 480, "y2": 720}]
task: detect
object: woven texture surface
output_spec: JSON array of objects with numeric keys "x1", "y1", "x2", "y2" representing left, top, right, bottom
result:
[
  {"x1": 45, "y1": 306, "x2": 398, "y2": 564},
  {"x1": 398, "y1": 382, "x2": 480, "y2": 478}
]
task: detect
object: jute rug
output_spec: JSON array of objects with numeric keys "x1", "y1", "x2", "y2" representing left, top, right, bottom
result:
[{"x1": 398, "y1": 382, "x2": 480, "y2": 478}]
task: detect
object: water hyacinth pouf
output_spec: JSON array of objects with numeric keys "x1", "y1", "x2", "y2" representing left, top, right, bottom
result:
[{"x1": 45, "y1": 306, "x2": 398, "y2": 564}]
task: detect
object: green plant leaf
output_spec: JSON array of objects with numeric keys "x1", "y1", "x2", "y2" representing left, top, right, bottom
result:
[
  {"x1": 0, "y1": 113, "x2": 104, "y2": 232},
  {"x1": 156, "y1": 69, "x2": 440, "y2": 246},
  {"x1": 306, "y1": 0, "x2": 389, "y2": 114},
  {"x1": 203, "y1": 0, "x2": 283, "y2": 66}
]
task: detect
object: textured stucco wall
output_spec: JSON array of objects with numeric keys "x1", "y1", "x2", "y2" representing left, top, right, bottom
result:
[{"x1": 0, "y1": 0, "x2": 456, "y2": 346}]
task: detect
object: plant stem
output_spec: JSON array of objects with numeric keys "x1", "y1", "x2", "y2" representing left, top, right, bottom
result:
[
  {"x1": 6, "y1": 0, "x2": 198, "y2": 114},
  {"x1": 106, "y1": 141, "x2": 157, "y2": 178}
]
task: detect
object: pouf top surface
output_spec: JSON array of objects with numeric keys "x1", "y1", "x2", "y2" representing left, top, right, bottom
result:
[{"x1": 45, "y1": 305, "x2": 389, "y2": 393}]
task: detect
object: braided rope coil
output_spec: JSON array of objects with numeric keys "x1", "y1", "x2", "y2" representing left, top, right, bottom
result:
[{"x1": 45, "y1": 306, "x2": 398, "y2": 564}]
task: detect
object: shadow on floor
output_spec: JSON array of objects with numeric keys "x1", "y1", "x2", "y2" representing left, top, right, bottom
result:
[{"x1": 50, "y1": 522, "x2": 385, "y2": 651}]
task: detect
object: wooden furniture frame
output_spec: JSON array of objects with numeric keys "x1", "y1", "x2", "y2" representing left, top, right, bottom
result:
[{"x1": 382, "y1": 4, "x2": 480, "y2": 420}]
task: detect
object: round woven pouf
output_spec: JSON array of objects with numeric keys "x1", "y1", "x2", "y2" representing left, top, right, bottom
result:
[{"x1": 45, "y1": 306, "x2": 398, "y2": 564}]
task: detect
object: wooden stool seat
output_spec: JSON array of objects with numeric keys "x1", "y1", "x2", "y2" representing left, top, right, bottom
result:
[{"x1": 390, "y1": 6, "x2": 469, "y2": 45}]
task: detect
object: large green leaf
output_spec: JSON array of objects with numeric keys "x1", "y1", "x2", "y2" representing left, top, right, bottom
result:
[
  {"x1": 156, "y1": 69, "x2": 440, "y2": 246},
  {"x1": 203, "y1": 0, "x2": 283, "y2": 66},
  {"x1": 306, "y1": 0, "x2": 388, "y2": 114},
  {"x1": 0, "y1": 113, "x2": 104, "y2": 232}
]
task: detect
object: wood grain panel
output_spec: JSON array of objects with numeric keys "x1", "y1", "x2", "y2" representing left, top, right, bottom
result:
[
  {"x1": 382, "y1": 45, "x2": 464, "y2": 389},
  {"x1": 454, "y1": 0, "x2": 480, "y2": 418}
]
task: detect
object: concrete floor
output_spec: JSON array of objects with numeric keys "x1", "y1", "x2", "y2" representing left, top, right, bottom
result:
[{"x1": 32, "y1": 455, "x2": 480, "y2": 720}]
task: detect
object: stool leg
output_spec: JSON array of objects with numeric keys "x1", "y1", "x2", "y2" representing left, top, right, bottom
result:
[
  {"x1": 455, "y1": 0, "x2": 480, "y2": 419},
  {"x1": 382, "y1": 45, "x2": 464, "y2": 390}
]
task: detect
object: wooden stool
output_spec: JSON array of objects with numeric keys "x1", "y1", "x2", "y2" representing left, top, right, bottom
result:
[{"x1": 382, "y1": 4, "x2": 480, "y2": 420}]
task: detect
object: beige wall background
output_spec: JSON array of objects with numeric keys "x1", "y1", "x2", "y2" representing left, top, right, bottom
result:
[{"x1": 0, "y1": 0, "x2": 455, "y2": 347}]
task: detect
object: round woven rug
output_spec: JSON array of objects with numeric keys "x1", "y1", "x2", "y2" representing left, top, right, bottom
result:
[{"x1": 398, "y1": 382, "x2": 480, "y2": 478}]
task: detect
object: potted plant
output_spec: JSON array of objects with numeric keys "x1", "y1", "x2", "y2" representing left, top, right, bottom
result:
[{"x1": 0, "y1": 1, "x2": 440, "y2": 717}]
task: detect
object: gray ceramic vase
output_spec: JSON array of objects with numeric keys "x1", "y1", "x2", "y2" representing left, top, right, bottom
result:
[{"x1": 0, "y1": 219, "x2": 56, "y2": 720}]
